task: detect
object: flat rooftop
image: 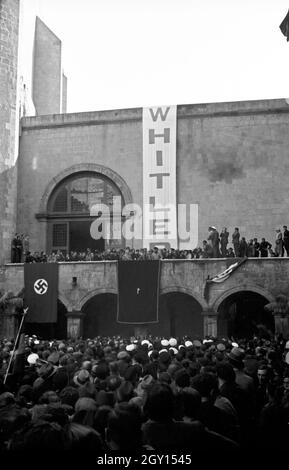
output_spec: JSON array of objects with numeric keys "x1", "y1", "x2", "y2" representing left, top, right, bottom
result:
[{"x1": 21, "y1": 98, "x2": 289, "y2": 131}]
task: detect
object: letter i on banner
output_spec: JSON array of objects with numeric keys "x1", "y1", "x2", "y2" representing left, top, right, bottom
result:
[{"x1": 142, "y1": 105, "x2": 178, "y2": 249}]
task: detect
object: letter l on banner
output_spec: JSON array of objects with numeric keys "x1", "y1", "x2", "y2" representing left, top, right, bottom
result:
[{"x1": 142, "y1": 105, "x2": 178, "y2": 249}]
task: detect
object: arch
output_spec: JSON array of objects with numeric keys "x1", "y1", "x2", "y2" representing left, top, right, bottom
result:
[
  {"x1": 160, "y1": 285, "x2": 208, "y2": 311},
  {"x1": 79, "y1": 287, "x2": 118, "y2": 310},
  {"x1": 38, "y1": 163, "x2": 133, "y2": 213},
  {"x1": 212, "y1": 284, "x2": 275, "y2": 312},
  {"x1": 155, "y1": 289, "x2": 205, "y2": 338}
]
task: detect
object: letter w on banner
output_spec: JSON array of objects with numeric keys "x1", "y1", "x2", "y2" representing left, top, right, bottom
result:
[
  {"x1": 142, "y1": 106, "x2": 178, "y2": 249},
  {"x1": 24, "y1": 263, "x2": 58, "y2": 323}
]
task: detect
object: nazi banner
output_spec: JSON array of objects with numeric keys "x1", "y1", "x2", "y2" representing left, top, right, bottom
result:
[{"x1": 24, "y1": 263, "x2": 58, "y2": 323}]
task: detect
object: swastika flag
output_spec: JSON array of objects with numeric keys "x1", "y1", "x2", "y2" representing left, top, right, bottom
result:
[{"x1": 24, "y1": 263, "x2": 58, "y2": 323}]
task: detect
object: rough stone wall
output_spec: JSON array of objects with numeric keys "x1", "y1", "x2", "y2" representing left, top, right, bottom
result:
[
  {"x1": 177, "y1": 100, "x2": 289, "y2": 245},
  {"x1": 0, "y1": 0, "x2": 19, "y2": 264},
  {"x1": 0, "y1": 258, "x2": 287, "y2": 314},
  {"x1": 32, "y1": 17, "x2": 61, "y2": 115},
  {"x1": 61, "y1": 73, "x2": 67, "y2": 113},
  {"x1": 18, "y1": 108, "x2": 142, "y2": 252},
  {"x1": 17, "y1": 99, "x2": 289, "y2": 253}
]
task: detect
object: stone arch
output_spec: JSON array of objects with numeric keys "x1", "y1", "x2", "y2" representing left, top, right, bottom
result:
[
  {"x1": 160, "y1": 285, "x2": 208, "y2": 311},
  {"x1": 38, "y1": 163, "x2": 133, "y2": 213},
  {"x1": 212, "y1": 284, "x2": 275, "y2": 312},
  {"x1": 79, "y1": 287, "x2": 117, "y2": 310},
  {"x1": 155, "y1": 286, "x2": 205, "y2": 338}
]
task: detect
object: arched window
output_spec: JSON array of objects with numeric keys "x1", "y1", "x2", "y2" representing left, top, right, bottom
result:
[
  {"x1": 47, "y1": 172, "x2": 123, "y2": 254},
  {"x1": 49, "y1": 173, "x2": 121, "y2": 214}
]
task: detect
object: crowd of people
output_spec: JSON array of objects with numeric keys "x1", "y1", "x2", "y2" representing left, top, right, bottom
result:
[
  {"x1": 10, "y1": 225, "x2": 289, "y2": 264},
  {"x1": 1, "y1": 332, "x2": 289, "y2": 456}
]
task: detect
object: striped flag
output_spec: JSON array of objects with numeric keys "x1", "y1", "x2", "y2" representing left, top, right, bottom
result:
[
  {"x1": 204, "y1": 258, "x2": 247, "y2": 300},
  {"x1": 280, "y1": 10, "x2": 289, "y2": 41},
  {"x1": 208, "y1": 258, "x2": 247, "y2": 283}
]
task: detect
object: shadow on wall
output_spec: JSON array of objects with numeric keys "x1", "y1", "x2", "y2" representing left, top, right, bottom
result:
[
  {"x1": 199, "y1": 149, "x2": 245, "y2": 184},
  {"x1": 0, "y1": 164, "x2": 17, "y2": 264}
]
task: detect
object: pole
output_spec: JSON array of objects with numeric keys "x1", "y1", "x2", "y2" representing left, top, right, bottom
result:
[{"x1": 3, "y1": 307, "x2": 28, "y2": 385}]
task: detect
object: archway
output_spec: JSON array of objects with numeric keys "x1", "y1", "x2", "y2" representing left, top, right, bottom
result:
[
  {"x1": 148, "y1": 292, "x2": 203, "y2": 338},
  {"x1": 82, "y1": 293, "x2": 133, "y2": 338},
  {"x1": 45, "y1": 171, "x2": 125, "y2": 254},
  {"x1": 217, "y1": 291, "x2": 274, "y2": 339},
  {"x1": 24, "y1": 299, "x2": 67, "y2": 340}
]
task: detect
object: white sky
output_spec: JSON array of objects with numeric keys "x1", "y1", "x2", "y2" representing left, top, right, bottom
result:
[{"x1": 21, "y1": 0, "x2": 289, "y2": 113}]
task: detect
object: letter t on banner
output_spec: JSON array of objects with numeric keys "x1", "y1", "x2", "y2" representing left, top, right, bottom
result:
[{"x1": 142, "y1": 106, "x2": 178, "y2": 249}]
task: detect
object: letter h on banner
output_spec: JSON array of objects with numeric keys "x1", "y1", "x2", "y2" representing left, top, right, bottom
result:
[{"x1": 142, "y1": 106, "x2": 178, "y2": 249}]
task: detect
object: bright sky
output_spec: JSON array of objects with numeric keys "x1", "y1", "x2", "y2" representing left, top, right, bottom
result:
[{"x1": 21, "y1": 0, "x2": 289, "y2": 113}]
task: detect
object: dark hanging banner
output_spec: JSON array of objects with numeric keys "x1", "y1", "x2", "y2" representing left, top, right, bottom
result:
[
  {"x1": 117, "y1": 260, "x2": 160, "y2": 324},
  {"x1": 24, "y1": 263, "x2": 58, "y2": 323}
]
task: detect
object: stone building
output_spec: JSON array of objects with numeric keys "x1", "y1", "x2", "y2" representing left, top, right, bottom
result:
[
  {"x1": 18, "y1": 99, "x2": 289, "y2": 257},
  {"x1": 1, "y1": 0, "x2": 289, "y2": 339}
]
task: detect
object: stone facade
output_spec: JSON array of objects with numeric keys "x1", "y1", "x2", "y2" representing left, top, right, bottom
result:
[
  {"x1": 32, "y1": 17, "x2": 62, "y2": 115},
  {"x1": 16, "y1": 99, "x2": 289, "y2": 258},
  {"x1": 0, "y1": 0, "x2": 19, "y2": 264},
  {"x1": 61, "y1": 73, "x2": 67, "y2": 113},
  {"x1": 0, "y1": 258, "x2": 287, "y2": 338}
]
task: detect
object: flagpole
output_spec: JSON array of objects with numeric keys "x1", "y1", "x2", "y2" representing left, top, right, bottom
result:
[{"x1": 3, "y1": 307, "x2": 28, "y2": 385}]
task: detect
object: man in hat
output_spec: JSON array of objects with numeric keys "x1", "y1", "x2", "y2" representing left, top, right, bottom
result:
[
  {"x1": 33, "y1": 362, "x2": 58, "y2": 400},
  {"x1": 73, "y1": 369, "x2": 92, "y2": 387},
  {"x1": 202, "y1": 240, "x2": 213, "y2": 258},
  {"x1": 208, "y1": 227, "x2": 220, "y2": 258},
  {"x1": 228, "y1": 348, "x2": 256, "y2": 420},
  {"x1": 239, "y1": 237, "x2": 248, "y2": 258},
  {"x1": 228, "y1": 348, "x2": 254, "y2": 391},
  {"x1": 232, "y1": 228, "x2": 240, "y2": 257},
  {"x1": 220, "y1": 227, "x2": 229, "y2": 257},
  {"x1": 275, "y1": 229, "x2": 284, "y2": 257},
  {"x1": 47, "y1": 352, "x2": 60, "y2": 366},
  {"x1": 151, "y1": 246, "x2": 161, "y2": 260},
  {"x1": 283, "y1": 225, "x2": 289, "y2": 257},
  {"x1": 259, "y1": 237, "x2": 272, "y2": 258}
]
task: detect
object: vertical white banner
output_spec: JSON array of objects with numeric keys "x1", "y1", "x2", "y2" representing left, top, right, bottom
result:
[{"x1": 142, "y1": 106, "x2": 178, "y2": 249}]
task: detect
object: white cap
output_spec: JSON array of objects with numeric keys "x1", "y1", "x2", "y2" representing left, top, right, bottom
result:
[
  {"x1": 169, "y1": 338, "x2": 177, "y2": 347},
  {"x1": 285, "y1": 352, "x2": 289, "y2": 364},
  {"x1": 185, "y1": 341, "x2": 193, "y2": 347},
  {"x1": 232, "y1": 342, "x2": 239, "y2": 348},
  {"x1": 169, "y1": 347, "x2": 178, "y2": 355},
  {"x1": 159, "y1": 348, "x2": 168, "y2": 354},
  {"x1": 34, "y1": 340, "x2": 40, "y2": 344},
  {"x1": 148, "y1": 350, "x2": 154, "y2": 357},
  {"x1": 141, "y1": 340, "x2": 150, "y2": 346},
  {"x1": 27, "y1": 353, "x2": 39, "y2": 365},
  {"x1": 178, "y1": 345, "x2": 185, "y2": 350},
  {"x1": 161, "y1": 339, "x2": 169, "y2": 347},
  {"x1": 285, "y1": 341, "x2": 289, "y2": 349},
  {"x1": 126, "y1": 344, "x2": 136, "y2": 352}
]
